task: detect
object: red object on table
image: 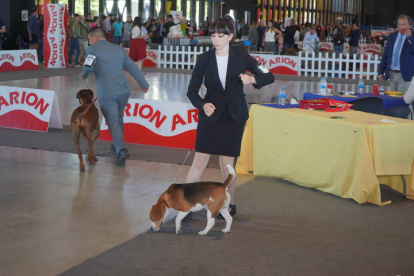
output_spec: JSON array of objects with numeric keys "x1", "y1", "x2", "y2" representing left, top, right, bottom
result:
[
  {"x1": 299, "y1": 98, "x2": 353, "y2": 112},
  {"x1": 373, "y1": 84, "x2": 379, "y2": 95}
]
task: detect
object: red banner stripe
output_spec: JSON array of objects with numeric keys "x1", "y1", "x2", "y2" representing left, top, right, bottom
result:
[
  {"x1": 0, "y1": 109, "x2": 48, "y2": 131},
  {"x1": 99, "y1": 123, "x2": 196, "y2": 149}
]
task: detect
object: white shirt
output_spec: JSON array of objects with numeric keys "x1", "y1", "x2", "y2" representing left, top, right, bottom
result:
[
  {"x1": 303, "y1": 32, "x2": 319, "y2": 45},
  {"x1": 131, "y1": 26, "x2": 148, "y2": 39},
  {"x1": 216, "y1": 54, "x2": 229, "y2": 89},
  {"x1": 404, "y1": 76, "x2": 414, "y2": 105},
  {"x1": 264, "y1": 30, "x2": 275, "y2": 42}
]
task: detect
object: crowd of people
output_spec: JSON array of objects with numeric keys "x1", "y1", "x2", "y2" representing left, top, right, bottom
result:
[{"x1": 245, "y1": 19, "x2": 364, "y2": 56}]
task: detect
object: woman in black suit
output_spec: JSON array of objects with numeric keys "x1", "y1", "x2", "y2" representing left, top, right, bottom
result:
[{"x1": 186, "y1": 17, "x2": 275, "y2": 218}]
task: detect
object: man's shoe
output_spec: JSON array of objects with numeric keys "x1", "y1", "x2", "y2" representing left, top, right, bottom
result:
[
  {"x1": 119, "y1": 148, "x2": 130, "y2": 159},
  {"x1": 115, "y1": 155, "x2": 126, "y2": 166},
  {"x1": 115, "y1": 148, "x2": 130, "y2": 166},
  {"x1": 217, "y1": 204, "x2": 236, "y2": 220}
]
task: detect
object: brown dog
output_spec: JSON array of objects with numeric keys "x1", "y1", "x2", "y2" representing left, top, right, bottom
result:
[
  {"x1": 150, "y1": 165, "x2": 235, "y2": 236},
  {"x1": 70, "y1": 89, "x2": 100, "y2": 171}
]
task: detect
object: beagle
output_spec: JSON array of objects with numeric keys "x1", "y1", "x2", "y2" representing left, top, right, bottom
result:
[{"x1": 150, "y1": 165, "x2": 235, "y2": 236}]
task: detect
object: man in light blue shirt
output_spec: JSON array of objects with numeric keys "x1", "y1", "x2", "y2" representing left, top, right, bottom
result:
[
  {"x1": 112, "y1": 18, "x2": 123, "y2": 45},
  {"x1": 303, "y1": 28, "x2": 319, "y2": 53}
]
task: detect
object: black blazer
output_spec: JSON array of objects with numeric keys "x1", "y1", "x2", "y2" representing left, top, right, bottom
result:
[{"x1": 187, "y1": 47, "x2": 275, "y2": 123}]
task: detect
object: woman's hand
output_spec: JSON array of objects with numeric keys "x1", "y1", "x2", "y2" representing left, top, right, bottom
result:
[
  {"x1": 239, "y1": 74, "x2": 257, "y2": 85},
  {"x1": 203, "y1": 103, "x2": 216, "y2": 117}
]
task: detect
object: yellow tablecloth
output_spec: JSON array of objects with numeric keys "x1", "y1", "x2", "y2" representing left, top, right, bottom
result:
[{"x1": 236, "y1": 105, "x2": 414, "y2": 205}]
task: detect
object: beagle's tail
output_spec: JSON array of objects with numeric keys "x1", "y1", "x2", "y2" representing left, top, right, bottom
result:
[
  {"x1": 223, "y1": 165, "x2": 236, "y2": 189},
  {"x1": 80, "y1": 98, "x2": 97, "y2": 117}
]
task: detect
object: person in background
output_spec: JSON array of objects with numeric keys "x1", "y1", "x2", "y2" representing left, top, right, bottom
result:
[
  {"x1": 112, "y1": 17, "x2": 123, "y2": 45},
  {"x1": 68, "y1": 14, "x2": 81, "y2": 67},
  {"x1": 294, "y1": 25, "x2": 300, "y2": 50},
  {"x1": 85, "y1": 13, "x2": 92, "y2": 23},
  {"x1": 201, "y1": 21, "x2": 210, "y2": 36},
  {"x1": 403, "y1": 77, "x2": 414, "y2": 113},
  {"x1": 90, "y1": 16, "x2": 99, "y2": 29},
  {"x1": 38, "y1": 15, "x2": 44, "y2": 63},
  {"x1": 82, "y1": 27, "x2": 149, "y2": 166},
  {"x1": 282, "y1": 18, "x2": 297, "y2": 54},
  {"x1": 379, "y1": 14, "x2": 414, "y2": 93},
  {"x1": 122, "y1": 15, "x2": 133, "y2": 47},
  {"x1": 28, "y1": 8, "x2": 39, "y2": 50},
  {"x1": 79, "y1": 15, "x2": 90, "y2": 63},
  {"x1": 316, "y1": 25, "x2": 322, "y2": 39},
  {"x1": 303, "y1": 27, "x2": 320, "y2": 53},
  {"x1": 0, "y1": 18, "x2": 5, "y2": 50},
  {"x1": 263, "y1": 21, "x2": 277, "y2": 53},
  {"x1": 129, "y1": 17, "x2": 148, "y2": 71},
  {"x1": 257, "y1": 20, "x2": 266, "y2": 51},
  {"x1": 164, "y1": 14, "x2": 175, "y2": 35},
  {"x1": 349, "y1": 24, "x2": 361, "y2": 57},
  {"x1": 248, "y1": 21, "x2": 259, "y2": 47},
  {"x1": 101, "y1": 14, "x2": 113, "y2": 41},
  {"x1": 179, "y1": 17, "x2": 190, "y2": 36},
  {"x1": 185, "y1": 16, "x2": 275, "y2": 221},
  {"x1": 333, "y1": 27, "x2": 345, "y2": 57},
  {"x1": 156, "y1": 16, "x2": 167, "y2": 45}
]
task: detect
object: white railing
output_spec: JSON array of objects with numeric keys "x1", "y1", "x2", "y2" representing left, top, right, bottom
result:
[
  {"x1": 299, "y1": 51, "x2": 380, "y2": 80},
  {"x1": 157, "y1": 45, "x2": 209, "y2": 70},
  {"x1": 155, "y1": 46, "x2": 381, "y2": 80}
]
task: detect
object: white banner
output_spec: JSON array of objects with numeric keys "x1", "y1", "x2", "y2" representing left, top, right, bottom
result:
[
  {"x1": 0, "y1": 86, "x2": 62, "y2": 132},
  {"x1": 44, "y1": 4, "x2": 68, "y2": 68},
  {"x1": 100, "y1": 99, "x2": 198, "y2": 149},
  {"x1": 170, "y1": 11, "x2": 183, "y2": 24},
  {"x1": 0, "y1": 50, "x2": 39, "y2": 72},
  {"x1": 250, "y1": 53, "x2": 299, "y2": 76}
]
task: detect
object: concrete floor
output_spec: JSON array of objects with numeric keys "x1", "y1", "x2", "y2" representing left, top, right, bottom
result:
[{"x1": 0, "y1": 70, "x2": 385, "y2": 276}]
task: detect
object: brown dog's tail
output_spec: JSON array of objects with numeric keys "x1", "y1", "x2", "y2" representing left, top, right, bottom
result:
[
  {"x1": 80, "y1": 98, "x2": 97, "y2": 117},
  {"x1": 223, "y1": 165, "x2": 236, "y2": 189}
]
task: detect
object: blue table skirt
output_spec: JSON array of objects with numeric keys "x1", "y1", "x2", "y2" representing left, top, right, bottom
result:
[
  {"x1": 260, "y1": 103, "x2": 300, "y2": 109},
  {"x1": 303, "y1": 92, "x2": 406, "y2": 110}
]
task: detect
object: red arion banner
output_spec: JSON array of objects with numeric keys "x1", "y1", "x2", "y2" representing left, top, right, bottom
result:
[
  {"x1": 0, "y1": 50, "x2": 39, "y2": 72},
  {"x1": 0, "y1": 85, "x2": 63, "y2": 132},
  {"x1": 100, "y1": 99, "x2": 198, "y2": 149},
  {"x1": 43, "y1": 4, "x2": 68, "y2": 68},
  {"x1": 250, "y1": 54, "x2": 299, "y2": 76}
]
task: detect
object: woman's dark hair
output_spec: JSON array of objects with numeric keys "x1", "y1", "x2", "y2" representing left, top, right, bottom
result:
[
  {"x1": 93, "y1": 16, "x2": 99, "y2": 23},
  {"x1": 265, "y1": 20, "x2": 274, "y2": 32},
  {"x1": 209, "y1": 15, "x2": 236, "y2": 41},
  {"x1": 132, "y1": 17, "x2": 142, "y2": 28}
]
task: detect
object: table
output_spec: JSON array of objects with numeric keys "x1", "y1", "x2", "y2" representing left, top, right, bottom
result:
[
  {"x1": 303, "y1": 92, "x2": 406, "y2": 110},
  {"x1": 236, "y1": 105, "x2": 414, "y2": 205}
]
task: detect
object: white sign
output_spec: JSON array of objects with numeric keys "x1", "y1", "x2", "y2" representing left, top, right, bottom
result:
[
  {"x1": 100, "y1": 99, "x2": 198, "y2": 149},
  {"x1": 44, "y1": 4, "x2": 68, "y2": 68},
  {"x1": 0, "y1": 86, "x2": 62, "y2": 132},
  {"x1": 250, "y1": 53, "x2": 299, "y2": 76},
  {"x1": 170, "y1": 11, "x2": 183, "y2": 24},
  {"x1": 22, "y1": 10, "x2": 28, "y2": 21},
  {"x1": 0, "y1": 50, "x2": 39, "y2": 72}
]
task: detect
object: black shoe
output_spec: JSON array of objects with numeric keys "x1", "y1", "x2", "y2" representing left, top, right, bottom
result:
[
  {"x1": 217, "y1": 204, "x2": 236, "y2": 220},
  {"x1": 182, "y1": 212, "x2": 193, "y2": 221},
  {"x1": 115, "y1": 148, "x2": 130, "y2": 166},
  {"x1": 119, "y1": 148, "x2": 130, "y2": 159}
]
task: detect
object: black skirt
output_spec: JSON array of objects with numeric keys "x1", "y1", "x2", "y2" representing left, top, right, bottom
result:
[{"x1": 195, "y1": 104, "x2": 246, "y2": 157}]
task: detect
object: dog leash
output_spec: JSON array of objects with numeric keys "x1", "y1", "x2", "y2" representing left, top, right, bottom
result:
[{"x1": 172, "y1": 77, "x2": 243, "y2": 183}]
